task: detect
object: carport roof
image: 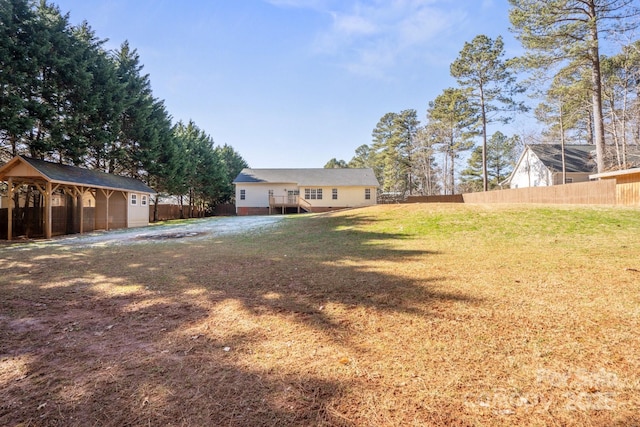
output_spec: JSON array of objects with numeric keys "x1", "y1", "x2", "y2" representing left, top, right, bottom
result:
[{"x1": 0, "y1": 155, "x2": 155, "y2": 193}]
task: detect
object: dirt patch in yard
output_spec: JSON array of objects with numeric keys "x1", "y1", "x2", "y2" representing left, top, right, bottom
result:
[{"x1": 136, "y1": 231, "x2": 207, "y2": 240}]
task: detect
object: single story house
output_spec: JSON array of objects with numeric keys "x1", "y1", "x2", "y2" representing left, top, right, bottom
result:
[
  {"x1": 504, "y1": 144, "x2": 640, "y2": 188},
  {"x1": 0, "y1": 155, "x2": 155, "y2": 240},
  {"x1": 233, "y1": 168, "x2": 380, "y2": 215}
]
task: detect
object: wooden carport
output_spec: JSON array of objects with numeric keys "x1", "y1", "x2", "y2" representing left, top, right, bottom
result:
[{"x1": 0, "y1": 156, "x2": 155, "y2": 240}]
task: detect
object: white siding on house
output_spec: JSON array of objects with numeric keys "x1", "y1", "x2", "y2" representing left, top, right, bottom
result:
[
  {"x1": 509, "y1": 149, "x2": 594, "y2": 188},
  {"x1": 510, "y1": 149, "x2": 552, "y2": 188},
  {"x1": 300, "y1": 186, "x2": 375, "y2": 207},
  {"x1": 236, "y1": 182, "x2": 297, "y2": 208},
  {"x1": 233, "y1": 168, "x2": 379, "y2": 215},
  {"x1": 235, "y1": 183, "x2": 377, "y2": 209}
]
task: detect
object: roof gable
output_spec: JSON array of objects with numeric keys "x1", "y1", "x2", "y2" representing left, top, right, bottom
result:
[
  {"x1": 234, "y1": 168, "x2": 380, "y2": 187},
  {"x1": 0, "y1": 156, "x2": 155, "y2": 193}
]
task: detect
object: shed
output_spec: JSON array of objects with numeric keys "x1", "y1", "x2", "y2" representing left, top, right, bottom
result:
[
  {"x1": 0, "y1": 156, "x2": 155, "y2": 240},
  {"x1": 590, "y1": 168, "x2": 640, "y2": 206}
]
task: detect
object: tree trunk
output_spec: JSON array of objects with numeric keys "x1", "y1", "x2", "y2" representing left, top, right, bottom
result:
[
  {"x1": 480, "y1": 84, "x2": 488, "y2": 192},
  {"x1": 588, "y1": 1, "x2": 605, "y2": 173},
  {"x1": 560, "y1": 104, "x2": 566, "y2": 184},
  {"x1": 153, "y1": 196, "x2": 159, "y2": 222}
]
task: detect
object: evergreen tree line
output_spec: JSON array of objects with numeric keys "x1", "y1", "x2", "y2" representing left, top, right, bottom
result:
[
  {"x1": 327, "y1": 1, "x2": 640, "y2": 195},
  {"x1": 0, "y1": 0, "x2": 247, "y2": 215}
]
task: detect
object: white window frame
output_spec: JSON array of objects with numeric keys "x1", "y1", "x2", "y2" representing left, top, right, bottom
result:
[
  {"x1": 240, "y1": 189, "x2": 246, "y2": 200},
  {"x1": 305, "y1": 188, "x2": 322, "y2": 200},
  {"x1": 365, "y1": 188, "x2": 371, "y2": 200},
  {"x1": 332, "y1": 188, "x2": 338, "y2": 200},
  {"x1": 141, "y1": 194, "x2": 148, "y2": 206},
  {"x1": 131, "y1": 193, "x2": 138, "y2": 205}
]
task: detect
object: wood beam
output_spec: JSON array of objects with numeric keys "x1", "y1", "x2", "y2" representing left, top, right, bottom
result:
[
  {"x1": 7, "y1": 177, "x2": 13, "y2": 240},
  {"x1": 100, "y1": 188, "x2": 114, "y2": 231},
  {"x1": 44, "y1": 181, "x2": 52, "y2": 239},
  {"x1": 78, "y1": 186, "x2": 85, "y2": 235}
]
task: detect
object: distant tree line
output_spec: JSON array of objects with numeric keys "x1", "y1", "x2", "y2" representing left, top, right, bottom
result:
[
  {"x1": 327, "y1": 0, "x2": 640, "y2": 196},
  {"x1": 0, "y1": 0, "x2": 247, "y2": 216}
]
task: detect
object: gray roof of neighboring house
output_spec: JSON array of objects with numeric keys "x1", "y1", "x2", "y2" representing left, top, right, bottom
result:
[
  {"x1": 528, "y1": 144, "x2": 640, "y2": 173},
  {"x1": 5, "y1": 156, "x2": 155, "y2": 193},
  {"x1": 529, "y1": 144, "x2": 597, "y2": 173},
  {"x1": 233, "y1": 168, "x2": 380, "y2": 187}
]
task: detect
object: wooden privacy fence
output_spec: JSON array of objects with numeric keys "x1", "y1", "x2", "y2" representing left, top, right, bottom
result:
[
  {"x1": 149, "y1": 204, "x2": 204, "y2": 222},
  {"x1": 406, "y1": 195, "x2": 464, "y2": 203},
  {"x1": 402, "y1": 180, "x2": 640, "y2": 206},
  {"x1": 462, "y1": 180, "x2": 619, "y2": 205},
  {"x1": 614, "y1": 181, "x2": 640, "y2": 206}
]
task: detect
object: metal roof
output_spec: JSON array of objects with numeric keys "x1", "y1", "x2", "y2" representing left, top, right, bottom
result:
[
  {"x1": 233, "y1": 168, "x2": 380, "y2": 187},
  {"x1": 0, "y1": 156, "x2": 155, "y2": 193}
]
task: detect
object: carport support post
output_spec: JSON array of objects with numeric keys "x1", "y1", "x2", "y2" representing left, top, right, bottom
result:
[
  {"x1": 45, "y1": 181, "x2": 52, "y2": 239},
  {"x1": 123, "y1": 191, "x2": 129, "y2": 228},
  {"x1": 73, "y1": 186, "x2": 85, "y2": 235},
  {"x1": 100, "y1": 189, "x2": 113, "y2": 231},
  {"x1": 7, "y1": 177, "x2": 13, "y2": 240},
  {"x1": 78, "y1": 188, "x2": 84, "y2": 234}
]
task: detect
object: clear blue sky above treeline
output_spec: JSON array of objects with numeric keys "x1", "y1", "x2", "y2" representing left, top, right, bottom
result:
[{"x1": 54, "y1": 0, "x2": 535, "y2": 168}]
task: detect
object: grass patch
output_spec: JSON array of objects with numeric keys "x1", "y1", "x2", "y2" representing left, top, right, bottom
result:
[{"x1": 1, "y1": 203, "x2": 639, "y2": 426}]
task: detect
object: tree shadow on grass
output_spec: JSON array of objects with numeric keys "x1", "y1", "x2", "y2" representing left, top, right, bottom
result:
[
  {"x1": 0, "y1": 212, "x2": 479, "y2": 426},
  {"x1": 0, "y1": 282, "x2": 353, "y2": 426}
]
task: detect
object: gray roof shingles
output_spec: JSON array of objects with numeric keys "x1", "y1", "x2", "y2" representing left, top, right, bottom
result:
[
  {"x1": 528, "y1": 144, "x2": 640, "y2": 173},
  {"x1": 233, "y1": 168, "x2": 380, "y2": 187},
  {"x1": 20, "y1": 156, "x2": 155, "y2": 193},
  {"x1": 529, "y1": 145, "x2": 597, "y2": 173}
]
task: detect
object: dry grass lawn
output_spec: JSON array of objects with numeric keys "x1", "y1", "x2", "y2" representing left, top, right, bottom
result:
[{"x1": 1, "y1": 203, "x2": 639, "y2": 426}]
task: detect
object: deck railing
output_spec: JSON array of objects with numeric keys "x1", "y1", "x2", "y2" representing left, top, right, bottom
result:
[
  {"x1": 268, "y1": 195, "x2": 313, "y2": 213},
  {"x1": 269, "y1": 195, "x2": 298, "y2": 206}
]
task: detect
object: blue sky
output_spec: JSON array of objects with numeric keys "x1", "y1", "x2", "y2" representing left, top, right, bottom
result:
[{"x1": 53, "y1": 0, "x2": 531, "y2": 168}]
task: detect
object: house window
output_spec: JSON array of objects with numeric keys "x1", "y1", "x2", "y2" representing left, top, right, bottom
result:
[
  {"x1": 131, "y1": 194, "x2": 137, "y2": 205},
  {"x1": 332, "y1": 188, "x2": 338, "y2": 200},
  {"x1": 565, "y1": 178, "x2": 573, "y2": 184},
  {"x1": 240, "y1": 189, "x2": 246, "y2": 200},
  {"x1": 365, "y1": 189, "x2": 371, "y2": 200},
  {"x1": 305, "y1": 188, "x2": 322, "y2": 200},
  {"x1": 141, "y1": 195, "x2": 148, "y2": 206}
]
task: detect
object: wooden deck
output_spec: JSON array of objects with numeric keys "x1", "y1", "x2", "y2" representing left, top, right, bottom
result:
[{"x1": 268, "y1": 196, "x2": 312, "y2": 214}]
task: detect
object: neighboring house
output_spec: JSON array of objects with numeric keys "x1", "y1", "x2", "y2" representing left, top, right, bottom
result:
[
  {"x1": 233, "y1": 168, "x2": 380, "y2": 215},
  {"x1": 0, "y1": 155, "x2": 155, "y2": 240},
  {"x1": 504, "y1": 144, "x2": 640, "y2": 188}
]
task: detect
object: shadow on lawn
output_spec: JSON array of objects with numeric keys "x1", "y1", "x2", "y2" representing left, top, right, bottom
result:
[
  {"x1": 0, "y1": 212, "x2": 478, "y2": 426},
  {"x1": 0, "y1": 286, "x2": 347, "y2": 425}
]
